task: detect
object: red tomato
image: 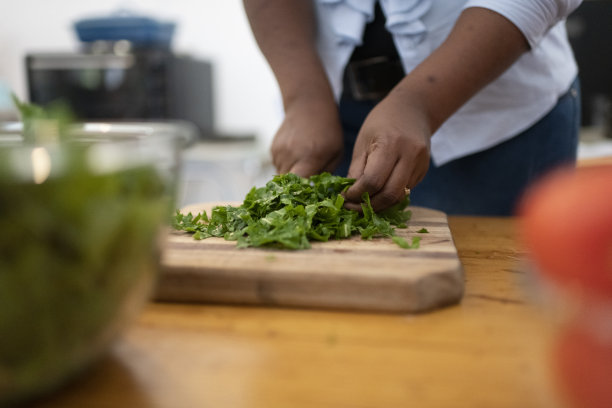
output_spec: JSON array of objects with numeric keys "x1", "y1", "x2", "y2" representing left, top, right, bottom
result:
[
  {"x1": 554, "y1": 320, "x2": 612, "y2": 408},
  {"x1": 518, "y1": 165, "x2": 612, "y2": 300}
]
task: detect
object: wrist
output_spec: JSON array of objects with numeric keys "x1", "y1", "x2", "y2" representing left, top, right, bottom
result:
[
  {"x1": 280, "y1": 73, "x2": 337, "y2": 112},
  {"x1": 386, "y1": 78, "x2": 437, "y2": 136},
  {"x1": 282, "y1": 83, "x2": 337, "y2": 114}
]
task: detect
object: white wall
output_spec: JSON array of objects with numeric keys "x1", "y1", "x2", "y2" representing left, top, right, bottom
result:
[{"x1": 0, "y1": 0, "x2": 282, "y2": 144}]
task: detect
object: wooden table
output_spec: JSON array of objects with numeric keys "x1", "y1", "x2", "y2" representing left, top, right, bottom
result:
[{"x1": 30, "y1": 217, "x2": 570, "y2": 408}]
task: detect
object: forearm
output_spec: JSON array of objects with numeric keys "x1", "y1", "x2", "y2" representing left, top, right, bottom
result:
[
  {"x1": 242, "y1": 0, "x2": 335, "y2": 109},
  {"x1": 390, "y1": 7, "x2": 530, "y2": 134}
]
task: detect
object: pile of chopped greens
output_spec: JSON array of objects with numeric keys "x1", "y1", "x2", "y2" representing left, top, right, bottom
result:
[{"x1": 173, "y1": 172, "x2": 422, "y2": 250}]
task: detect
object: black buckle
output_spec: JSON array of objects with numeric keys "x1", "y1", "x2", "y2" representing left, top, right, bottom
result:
[{"x1": 343, "y1": 56, "x2": 405, "y2": 102}]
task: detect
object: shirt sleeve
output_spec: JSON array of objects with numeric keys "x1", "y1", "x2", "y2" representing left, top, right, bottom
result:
[{"x1": 463, "y1": 0, "x2": 583, "y2": 49}]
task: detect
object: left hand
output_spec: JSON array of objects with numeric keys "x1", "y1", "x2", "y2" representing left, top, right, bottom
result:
[
  {"x1": 343, "y1": 89, "x2": 431, "y2": 212},
  {"x1": 270, "y1": 92, "x2": 344, "y2": 178}
]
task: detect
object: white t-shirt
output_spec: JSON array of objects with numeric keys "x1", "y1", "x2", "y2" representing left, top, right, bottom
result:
[{"x1": 314, "y1": 0, "x2": 582, "y2": 165}]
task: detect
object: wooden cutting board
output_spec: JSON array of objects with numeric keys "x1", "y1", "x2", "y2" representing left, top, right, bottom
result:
[{"x1": 155, "y1": 202, "x2": 464, "y2": 313}]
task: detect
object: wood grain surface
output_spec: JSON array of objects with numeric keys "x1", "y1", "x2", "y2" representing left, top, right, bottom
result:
[
  {"x1": 156, "y1": 203, "x2": 464, "y2": 313},
  {"x1": 27, "y1": 216, "x2": 569, "y2": 408}
]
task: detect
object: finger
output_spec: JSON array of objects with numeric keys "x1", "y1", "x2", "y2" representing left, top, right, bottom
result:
[
  {"x1": 368, "y1": 158, "x2": 412, "y2": 211},
  {"x1": 272, "y1": 149, "x2": 296, "y2": 175},
  {"x1": 289, "y1": 159, "x2": 321, "y2": 178},
  {"x1": 341, "y1": 145, "x2": 367, "y2": 211},
  {"x1": 343, "y1": 200, "x2": 364, "y2": 212},
  {"x1": 275, "y1": 158, "x2": 294, "y2": 175},
  {"x1": 270, "y1": 146, "x2": 284, "y2": 174},
  {"x1": 406, "y1": 162, "x2": 428, "y2": 190},
  {"x1": 405, "y1": 147, "x2": 430, "y2": 189},
  {"x1": 342, "y1": 152, "x2": 367, "y2": 209},
  {"x1": 344, "y1": 147, "x2": 398, "y2": 203},
  {"x1": 277, "y1": 159, "x2": 297, "y2": 175},
  {"x1": 290, "y1": 150, "x2": 343, "y2": 178},
  {"x1": 346, "y1": 149, "x2": 367, "y2": 180}
]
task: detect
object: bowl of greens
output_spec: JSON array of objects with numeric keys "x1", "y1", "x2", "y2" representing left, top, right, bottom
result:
[{"x1": 0, "y1": 103, "x2": 194, "y2": 405}]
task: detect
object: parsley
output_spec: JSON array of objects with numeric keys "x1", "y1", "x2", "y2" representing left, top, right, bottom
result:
[
  {"x1": 12, "y1": 94, "x2": 75, "y2": 144},
  {"x1": 174, "y1": 173, "x2": 421, "y2": 250},
  {"x1": 392, "y1": 236, "x2": 421, "y2": 249}
]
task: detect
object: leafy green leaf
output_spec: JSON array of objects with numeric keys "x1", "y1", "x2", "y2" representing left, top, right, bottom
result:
[
  {"x1": 12, "y1": 94, "x2": 76, "y2": 144},
  {"x1": 392, "y1": 236, "x2": 421, "y2": 249},
  {"x1": 173, "y1": 173, "x2": 420, "y2": 250}
]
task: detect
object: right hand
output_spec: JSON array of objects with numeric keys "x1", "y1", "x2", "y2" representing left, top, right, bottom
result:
[
  {"x1": 270, "y1": 94, "x2": 344, "y2": 177},
  {"x1": 343, "y1": 88, "x2": 431, "y2": 212}
]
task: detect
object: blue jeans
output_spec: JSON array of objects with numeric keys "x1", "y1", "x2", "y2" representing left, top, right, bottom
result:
[{"x1": 335, "y1": 77, "x2": 581, "y2": 216}]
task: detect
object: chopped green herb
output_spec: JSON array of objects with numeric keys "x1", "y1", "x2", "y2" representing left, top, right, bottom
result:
[
  {"x1": 417, "y1": 228, "x2": 429, "y2": 233},
  {"x1": 391, "y1": 236, "x2": 421, "y2": 249},
  {"x1": 11, "y1": 94, "x2": 75, "y2": 144},
  {"x1": 173, "y1": 172, "x2": 417, "y2": 250}
]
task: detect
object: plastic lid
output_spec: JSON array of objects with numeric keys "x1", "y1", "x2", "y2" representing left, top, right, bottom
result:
[{"x1": 73, "y1": 10, "x2": 176, "y2": 48}]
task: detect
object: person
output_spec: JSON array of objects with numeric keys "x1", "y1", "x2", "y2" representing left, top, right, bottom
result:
[{"x1": 242, "y1": 0, "x2": 583, "y2": 215}]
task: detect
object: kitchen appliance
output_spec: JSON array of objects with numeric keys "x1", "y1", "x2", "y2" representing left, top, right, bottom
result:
[
  {"x1": 26, "y1": 51, "x2": 214, "y2": 139},
  {"x1": 26, "y1": 12, "x2": 215, "y2": 139}
]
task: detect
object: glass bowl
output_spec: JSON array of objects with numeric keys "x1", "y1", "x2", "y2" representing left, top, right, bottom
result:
[{"x1": 0, "y1": 121, "x2": 195, "y2": 405}]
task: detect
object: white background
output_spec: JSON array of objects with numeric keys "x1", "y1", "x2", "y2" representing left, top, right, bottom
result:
[{"x1": 0, "y1": 0, "x2": 282, "y2": 145}]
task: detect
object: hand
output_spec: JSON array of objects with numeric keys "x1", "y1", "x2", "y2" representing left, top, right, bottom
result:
[
  {"x1": 270, "y1": 94, "x2": 344, "y2": 177},
  {"x1": 343, "y1": 90, "x2": 431, "y2": 212}
]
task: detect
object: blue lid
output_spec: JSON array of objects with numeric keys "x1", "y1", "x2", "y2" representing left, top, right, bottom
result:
[{"x1": 74, "y1": 11, "x2": 176, "y2": 48}]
